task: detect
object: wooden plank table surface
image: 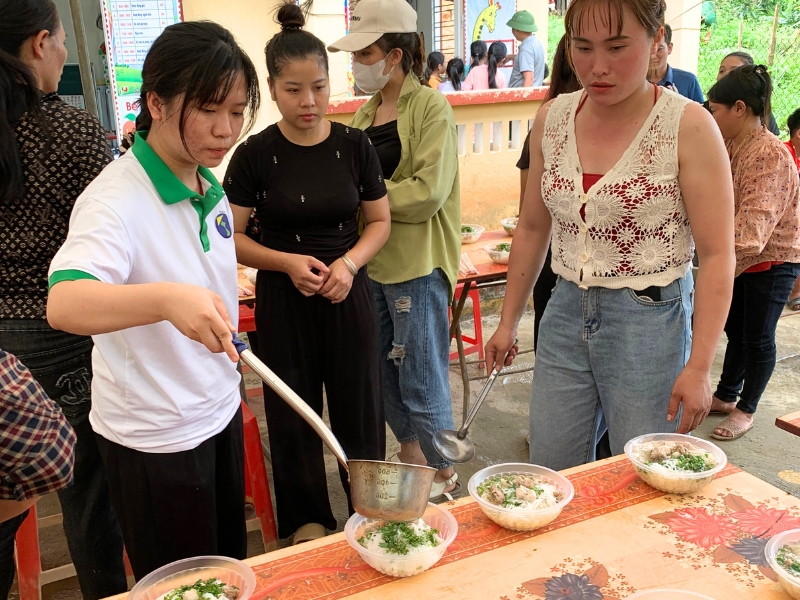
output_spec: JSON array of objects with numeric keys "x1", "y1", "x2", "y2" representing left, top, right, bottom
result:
[
  {"x1": 776, "y1": 410, "x2": 800, "y2": 437},
  {"x1": 193, "y1": 454, "x2": 797, "y2": 600}
]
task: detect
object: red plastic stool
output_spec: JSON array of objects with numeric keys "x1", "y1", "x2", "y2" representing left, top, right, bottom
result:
[
  {"x1": 14, "y1": 506, "x2": 134, "y2": 600},
  {"x1": 238, "y1": 304, "x2": 256, "y2": 333},
  {"x1": 242, "y1": 401, "x2": 279, "y2": 551},
  {"x1": 449, "y1": 283, "x2": 484, "y2": 364}
]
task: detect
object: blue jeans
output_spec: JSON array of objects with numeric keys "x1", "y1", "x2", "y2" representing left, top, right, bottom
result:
[
  {"x1": 715, "y1": 263, "x2": 800, "y2": 414},
  {"x1": 0, "y1": 320, "x2": 127, "y2": 599},
  {"x1": 370, "y1": 269, "x2": 455, "y2": 470},
  {"x1": 529, "y1": 274, "x2": 694, "y2": 470}
]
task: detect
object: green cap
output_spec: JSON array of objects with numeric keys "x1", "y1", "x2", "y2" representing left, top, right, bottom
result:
[{"x1": 507, "y1": 10, "x2": 537, "y2": 32}]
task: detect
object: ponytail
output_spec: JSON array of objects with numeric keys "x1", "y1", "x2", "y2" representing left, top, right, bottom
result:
[
  {"x1": 487, "y1": 41, "x2": 507, "y2": 90},
  {"x1": 469, "y1": 40, "x2": 487, "y2": 68},
  {"x1": 445, "y1": 58, "x2": 464, "y2": 91},
  {"x1": 0, "y1": 0, "x2": 59, "y2": 203}
]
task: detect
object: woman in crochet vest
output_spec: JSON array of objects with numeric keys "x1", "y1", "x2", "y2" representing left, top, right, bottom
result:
[
  {"x1": 706, "y1": 65, "x2": 800, "y2": 441},
  {"x1": 486, "y1": 0, "x2": 736, "y2": 470}
]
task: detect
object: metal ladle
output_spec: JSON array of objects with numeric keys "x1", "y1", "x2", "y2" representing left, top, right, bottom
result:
[
  {"x1": 433, "y1": 367, "x2": 502, "y2": 463},
  {"x1": 233, "y1": 336, "x2": 436, "y2": 521}
]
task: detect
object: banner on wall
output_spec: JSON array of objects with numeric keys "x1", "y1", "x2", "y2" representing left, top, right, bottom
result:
[
  {"x1": 465, "y1": 0, "x2": 517, "y2": 56},
  {"x1": 99, "y1": 0, "x2": 183, "y2": 139}
]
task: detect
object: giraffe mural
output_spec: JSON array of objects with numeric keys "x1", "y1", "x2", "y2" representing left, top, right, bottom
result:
[{"x1": 472, "y1": 0, "x2": 501, "y2": 42}]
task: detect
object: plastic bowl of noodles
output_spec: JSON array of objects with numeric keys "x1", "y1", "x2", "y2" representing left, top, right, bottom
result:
[
  {"x1": 485, "y1": 242, "x2": 511, "y2": 264},
  {"x1": 127, "y1": 556, "x2": 256, "y2": 600},
  {"x1": 501, "y1": 217, "x2": 518, "y2": 236},
  {"x1": 460, "y1": 224, "x2": 485, "y2": 244},
  {"x1": 468, "y1": 463, "x2": 574, "y2": 532},
  {"x1": 344, "y1": 503, "x2": 458, "y2": 578},
  {"x1": 624, "y1": 433, "x2": 727, "y2": 495},
  {"x1": 766, "y1": 528, "x2": 800, "y2": 599},
  {"x1": 626, "y1": 590, "x2": 716, "y2": 599}
]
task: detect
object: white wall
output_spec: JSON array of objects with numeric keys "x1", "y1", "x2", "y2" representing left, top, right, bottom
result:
[{"x1": 665, "y1": 0, "x2": 701, "y2": 75}]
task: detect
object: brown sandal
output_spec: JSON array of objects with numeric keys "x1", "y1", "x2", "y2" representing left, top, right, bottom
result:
[
  {"x1": 710, "y1": 416, "x2": 754, "y2": 441},
  {"x1": 292, "y1": 523, "x2": 327, "y2": 545}
]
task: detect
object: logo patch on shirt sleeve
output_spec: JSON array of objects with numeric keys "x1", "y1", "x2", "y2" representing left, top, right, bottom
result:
[{"x1": 215, "y1": 212, "x2": 232, "y2": 238}]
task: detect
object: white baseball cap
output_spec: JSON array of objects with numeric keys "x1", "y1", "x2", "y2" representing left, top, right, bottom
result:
[{"x1": 328, "y1": 0, "x2": 418, "y2": 53}]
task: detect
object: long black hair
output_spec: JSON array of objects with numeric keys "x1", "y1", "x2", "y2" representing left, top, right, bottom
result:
[
  {"x1": 708, "y1": 64, "x2": 773, "y2": 127},
  {"x1": 138, "y1": 21, "x2": 260, "y2": 149},
  {"x1": 424, "y1": 51, "x2": 445, "y2": 83},
  {"x1": 265, "y1": 3, "x2": 329, "y2": 79},
  {"x1": 444, "y1": 58, "x2": 464, "y2": 91},
  {"x1": 469, "y1": 40, "x2": 487, "y2": 69},
  {"x1": 0, "y1": 0, "x2": 59, "y2": 201},
  {"x1": 544, "y1": 35, "x2": 581, "y2": 102},
  {"x1": 487, "y1": 41, "x2": 507, "y2": 90}
]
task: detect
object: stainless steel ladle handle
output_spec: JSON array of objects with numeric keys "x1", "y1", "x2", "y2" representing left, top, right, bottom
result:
[
  {"x1": 239, "y1": 348, "x2": 350, "y2": 470},
  {"x1": 457, "y1": 368, "x2": 501, "y2": 439}
]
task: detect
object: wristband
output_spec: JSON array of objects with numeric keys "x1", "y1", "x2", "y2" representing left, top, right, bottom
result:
[{"x1": 342, "y1": 254, "x2": 358, "y2": 276}]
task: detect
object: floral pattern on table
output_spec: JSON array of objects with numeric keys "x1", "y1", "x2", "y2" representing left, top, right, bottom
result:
[
  {"x1": 248, "y1": 461, "x2": 741, "y2": 599},
  {"x1": 502, "y1": 557, "x2": 636, "y2": 600},
  {"x1": 642, "y1": 490, "x2": 800, "y2": 589}
]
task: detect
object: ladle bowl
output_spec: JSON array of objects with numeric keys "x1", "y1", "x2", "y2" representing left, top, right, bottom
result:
[
  {"x1": 433, "y1": 368, "x2": 501, "y2": 463},
  {"x1": 349, "y1": 460, "x2": 436, "y2": 521}
]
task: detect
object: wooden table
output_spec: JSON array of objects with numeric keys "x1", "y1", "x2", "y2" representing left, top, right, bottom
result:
[
  {"x1": 450, "y1": 230, "x2": 521, "y2": 414},
  {"x1": 776, "y1": 410, "x2": 800, "y2": 437},
  {"x1": 238, "y1": 266, "x2": 255, "y2": 305},
  {"x1": 230, "y1": 454, "x2": 799, "y2": 599}
]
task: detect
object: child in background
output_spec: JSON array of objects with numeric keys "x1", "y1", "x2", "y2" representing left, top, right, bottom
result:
[
  {"x1": 425, "y1": 51, "x2": 445, "y2": 88},
  {"x1": 463, "y1": 41, "x2": 507, "y2": 90},
  {"x1": 464, "y1": 40, "x2": 487, "y2": 78},
  {"x1": 439, "y1": 58, "x2": 464, "y2": 92}
]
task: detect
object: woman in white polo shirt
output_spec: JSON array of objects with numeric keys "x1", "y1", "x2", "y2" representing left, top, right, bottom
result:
[{"x1": 46, "y1": 22, "x2": 260, "y2": 579}]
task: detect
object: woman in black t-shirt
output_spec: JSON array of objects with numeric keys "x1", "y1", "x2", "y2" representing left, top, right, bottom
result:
[{"x1": 224, "y1": 4, "x2": 390, "y2": 543}]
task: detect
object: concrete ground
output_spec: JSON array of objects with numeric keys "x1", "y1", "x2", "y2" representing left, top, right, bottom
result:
[{"x1": 13, "y1": 307, "x2": 800, "y2": 599}]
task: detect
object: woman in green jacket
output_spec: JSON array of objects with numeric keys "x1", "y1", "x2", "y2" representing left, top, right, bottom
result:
[{"x1": 329, "y1": 0, "x2": 462, "y2": 500}]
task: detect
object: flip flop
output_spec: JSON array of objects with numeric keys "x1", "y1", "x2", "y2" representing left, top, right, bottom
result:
[
  {"x1": 429, "y1": 473, "x2": 462, "y2": 503},
  {"x1": 710, "y1": 416, "x2": 754, "y2": 441},
  {"x1": 789, "y1": 298, "x2": 800, "y2": 311},
  {"x1": 292, "y1": 522, "x2": 326, "y2": 545}
]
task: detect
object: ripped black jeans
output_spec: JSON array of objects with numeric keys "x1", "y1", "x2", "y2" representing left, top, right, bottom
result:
[{"x1": 0, "y1": 319, "x2": 127, "y2": 599}]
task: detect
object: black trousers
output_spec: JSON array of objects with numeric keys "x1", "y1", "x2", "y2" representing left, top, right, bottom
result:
[
  {"x1": 254, "y1": 270, "x2": 385, "y2": 539},
  {"x1": 95, "y1": 406, "x2": 246, "y2": 580},
  {"x1": 532, "y1": 249, "x2": 557, "y2": 352},
  {"x1": 715, "y1": 263, "x2": 800, "y2": 414}
]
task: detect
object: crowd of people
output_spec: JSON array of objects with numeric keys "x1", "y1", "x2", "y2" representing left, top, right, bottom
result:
[
  {"x1": 1, "y1": 0, "x2": 799, "y2": 593},
  {"x1": 424, "y1": 9, "x2": 547, "y2": 93}
]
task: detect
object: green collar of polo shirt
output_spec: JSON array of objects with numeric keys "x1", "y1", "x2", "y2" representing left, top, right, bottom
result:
[{"x1": 131, "y1": 131, "x2": 225, "y2": 252}]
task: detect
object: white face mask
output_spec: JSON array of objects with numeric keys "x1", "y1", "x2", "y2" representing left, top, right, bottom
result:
[{"x1": 353, "y1": 55, "x2": 395, "y2": 93}]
